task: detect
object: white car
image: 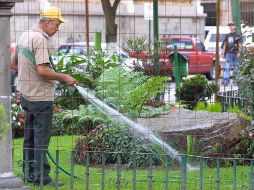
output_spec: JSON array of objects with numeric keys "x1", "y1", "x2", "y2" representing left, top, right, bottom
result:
[
  {"x1": 204, "y1": 25, "x2": 254, "y2": 69},
  {"x1": 204, "y1": 26, "x2": 230, "y2": 69},
  {"x1": 51, "y1": 42, "x2": 143, "y2": 71}
]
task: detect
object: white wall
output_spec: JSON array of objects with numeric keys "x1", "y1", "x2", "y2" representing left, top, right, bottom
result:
[{"x1": 11, "y1": 0, "x2": 207, "y2": 49}]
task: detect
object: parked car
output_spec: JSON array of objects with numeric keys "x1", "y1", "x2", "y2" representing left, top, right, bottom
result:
[
  {"x1": 131, "y1": 35, "x2": 216, "y2": 80},
  {"x1": 204, "y1": 24, "x2": 254, "y2": 70},
  {"x1": 204, "y1": 26, "x2": 230, "y2": 69},
  {"x1": 51, "y1": 42, "x2": 143, "y2": 71},
  {"x1": 10, "y1": 43, "x2": 17, "y2": 92}
]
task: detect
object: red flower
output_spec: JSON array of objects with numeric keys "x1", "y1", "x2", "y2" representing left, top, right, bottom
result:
[
  {"x1": 249, "y1": 132, "x2": 253, "y2": 138},
  {"x1": 19, "y1": 118, "x2": 24, "y2": 123},
  {"x1": 171, "y1": 105, "x2": 177, "y2": 111},
  {"x1": 16, "y1": 99, "x2": 21, "y2": 104},
  {"x1": 81, "y1": 151, "x2": 87, "y2": 157},
  {"x1": 53, "y1": 106, "x2": 61, "y2": 112},
  {"x1": 82, "y1": 144, "x2": 87, "y2": 149}
]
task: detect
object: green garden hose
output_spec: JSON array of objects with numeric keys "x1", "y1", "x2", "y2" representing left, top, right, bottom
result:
[{"x1": 47, "y1": 151, "x2": 83, "y2": 179}]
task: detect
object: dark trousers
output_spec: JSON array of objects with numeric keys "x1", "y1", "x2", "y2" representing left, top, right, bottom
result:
[{"x1": 21, "y1": 97, "x2": 53, "y2": 181}]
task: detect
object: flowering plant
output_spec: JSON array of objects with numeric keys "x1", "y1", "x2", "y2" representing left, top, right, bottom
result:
[
  {"x1": 234, "y1": 126, "x2": 254, "y2": 157},
  {"x1": 74, "y1": 124, "x2": 163, "y2": 166},
  {"x1": 11, "y1": 92, "x2": 25, "y2": 137}
]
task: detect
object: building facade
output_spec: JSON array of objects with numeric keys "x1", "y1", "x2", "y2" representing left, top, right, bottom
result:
[
  {"x1": 11, "y1": 0, "x2": 207, "y2": 49},
  {"x1": 202, "y1": 0, "x2": 254, "y2": 26}
]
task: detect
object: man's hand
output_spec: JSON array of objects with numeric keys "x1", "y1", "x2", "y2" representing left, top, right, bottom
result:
[
  {"x1": 237, "y1": 52, "x2": 241, "y2": 58},
  {"x1": 221, "y1": 52, "x2": 225, "y2": 59},
  {"x1": 62, "y1": 74, "x2": 78, "y2": 86}
]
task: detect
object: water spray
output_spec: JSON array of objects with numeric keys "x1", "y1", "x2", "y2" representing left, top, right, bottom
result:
[{"x1": 73, "y1": 84, "x2": 194, "y2": 170}]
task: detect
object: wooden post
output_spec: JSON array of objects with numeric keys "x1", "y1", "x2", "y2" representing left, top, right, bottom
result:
[
  {"x1": 215, "y1": 0, "x2": 221, "y2": 101},
  {"x1": 85, "y1": 0, "x2": 90, "y2": 52},
  {"x1": 215, "y1": 0, "x2": 221, "y2": 84}
]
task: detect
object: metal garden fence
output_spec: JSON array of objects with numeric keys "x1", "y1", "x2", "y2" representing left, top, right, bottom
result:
[
  {"x1": 218, "y1": 90, "x2": 247, "y2": 112},
  {"x1": 13, "y1": 148, "x2": 254, "y2": 190}
]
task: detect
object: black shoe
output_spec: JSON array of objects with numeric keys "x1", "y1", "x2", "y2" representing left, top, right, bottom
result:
[
  {"x1": 48, "y1": 181, "x2": 64, "y2": 187},
  {"x1": 33, "y1": 175, "x2": 51, "y2": 186},
  {"x1": 23, "y1": 174, "x2": 35, "y2": 183},
  {"x1": 33, "y1": 176, "x2": 63, "y2": 187}
]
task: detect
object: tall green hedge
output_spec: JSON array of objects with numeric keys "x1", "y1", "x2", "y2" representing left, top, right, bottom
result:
[{"x1": 238, "y1": 47, "x2": 254, "y2": 117}]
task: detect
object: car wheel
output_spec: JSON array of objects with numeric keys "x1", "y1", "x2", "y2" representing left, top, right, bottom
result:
[{"x1": 206, "y1": 62, "x2": 215, "y2": 80}]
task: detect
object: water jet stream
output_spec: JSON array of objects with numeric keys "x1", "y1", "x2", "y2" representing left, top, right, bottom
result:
[{"x1": 75, "y1": 85, "x2": 194, "y2": 170}]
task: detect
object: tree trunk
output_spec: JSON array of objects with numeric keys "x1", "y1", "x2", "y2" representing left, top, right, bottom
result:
[
  {"x1": 101, "y1": 0, "x2": 120, "y2": 43},
  {"x1": 105, "y1": 17, "x2": 117, "y2": 43}
]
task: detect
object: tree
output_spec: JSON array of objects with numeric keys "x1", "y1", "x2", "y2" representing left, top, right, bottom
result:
[{"x1": 101, "y1": 0, "x2": 120, "y2": 43}]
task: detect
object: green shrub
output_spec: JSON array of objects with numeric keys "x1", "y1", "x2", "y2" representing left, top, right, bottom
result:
[
  {"x1": 238, "y1": 47, "x2": 254, "y2": 117},
  {"x1": 228, "y1": 105, "x2": 241, "y2": 114},
  {"x1": 124, "y1": 36, "x2": 149, "y2": 55},
  {"x1": 74, "y1": 125, "x2": 163, "y2": 167},
  {"x1": 193, "y1": 102, "x2": 206, "y2": 111},
  {"x1": 176, "y1": 75, "x2": 219, "y2": 109},
  {"x1": 186, "y1": 135, "x2": 197, "y2": 162},
  {"x1": 96, "y1": 67, "x2": 166, "y2": 118},
  {"x1": 206, "y1": 102, "x2": 222, "y2": 112},
  {"x1": 234, "y1": 126, "x2": 254, "y2": 157},
  {"x1": 55, "y1": 50, "x2": 118, "y2": 110},
  {"x1": 228, "y1": 106, "x2": 252, "y2": 120},
  {"x1": 52, "y1": 105, "x2": 111, "y2": 136}
]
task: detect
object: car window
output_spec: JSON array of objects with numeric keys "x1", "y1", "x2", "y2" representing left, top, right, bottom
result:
[
  {"x1": 164, "y1": 39, "x2": 194, "y2": 50},
  {"x1": 209, "y1": 34, "x2": 226, "y2": 42},
  {"x1": 58, "y1": 46, "x2": 70, "y2": 55},
  {"x1": 69, "y1": 46, "x2": 87, "y2": 55},
  {"x1": 196, "y1": 39, "x2": 206, "y2": 52}
]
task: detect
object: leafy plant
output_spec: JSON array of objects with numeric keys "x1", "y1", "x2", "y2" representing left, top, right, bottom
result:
[
  {"x1": 55, "y1": 85, "x2": 86, "y2": 110},
  {"x1": 54, "y1": 50, "x2": 119, "y2": 110},
  {"x1": 139, "y1": 105, "x2": 171, "y2": 118},
  {"x1": 96, "y1": 67, "x2": 166, "y2": 118},
  {"x1": 186, "y1": 135, "x2": 197, "y2": 162},
  {"x1": 86, "y1": 50, "x2": 118, "y2": 79},
  {"x1": 228, "y1": 105, "x2": 252, "y2": 120},
  {"x1": 234, "y1": 126, "x2": 254, "y2": 157},
  {"x1": 124, "y1": 36, "x2": 149, "y2": 55},
  {"x1": 206, "y1": 102, "x2": 222, "y2": 112},
  {"x1": 238, "y1": 47, "x2": 254, "y2": 117},
  {"x1": 201, "y1": 143, "x2": 223, "y2": 156},
  {"x1": 176, "y1": 75, "x2": 219, "y2": 109},
  {"x1": 193, "y1": 102, "x2": 206, "y2": 111},
  {"x1": 52, "y1": 105, "x2": 111, "y2": 136},
  {"x1": 74, "y1": 124, "x2": 163, "y2": 167}
]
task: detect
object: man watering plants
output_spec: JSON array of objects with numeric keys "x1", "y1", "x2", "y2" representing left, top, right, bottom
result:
[
  {"x1": 221, "y1": 23, "x2": 242, "y2": 86},
  {"x1": 11, "y1": 7, "x2": 77, "y2": 186}
]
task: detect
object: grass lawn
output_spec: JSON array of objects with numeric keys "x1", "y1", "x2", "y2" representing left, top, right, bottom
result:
[{"x1": 13, "y1": 136, "x2": 253, "y2": 190}]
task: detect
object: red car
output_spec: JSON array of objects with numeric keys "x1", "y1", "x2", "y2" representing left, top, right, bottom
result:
[{"x1": 130, "y1": 35, "x2": 216, "y2": 80}]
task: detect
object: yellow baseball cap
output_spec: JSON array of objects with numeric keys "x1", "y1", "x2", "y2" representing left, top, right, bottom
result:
[{"x1": 40, "y1": 7, "x2": 66, "y2": 23}]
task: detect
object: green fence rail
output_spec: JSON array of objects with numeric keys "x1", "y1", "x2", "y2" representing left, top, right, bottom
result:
[
  {"x1": 13, "y1": 148, "x2": 254, "y2": 190},
  {"x1": 218, "y1": 90, "x2": 247, "y2": 112}
]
